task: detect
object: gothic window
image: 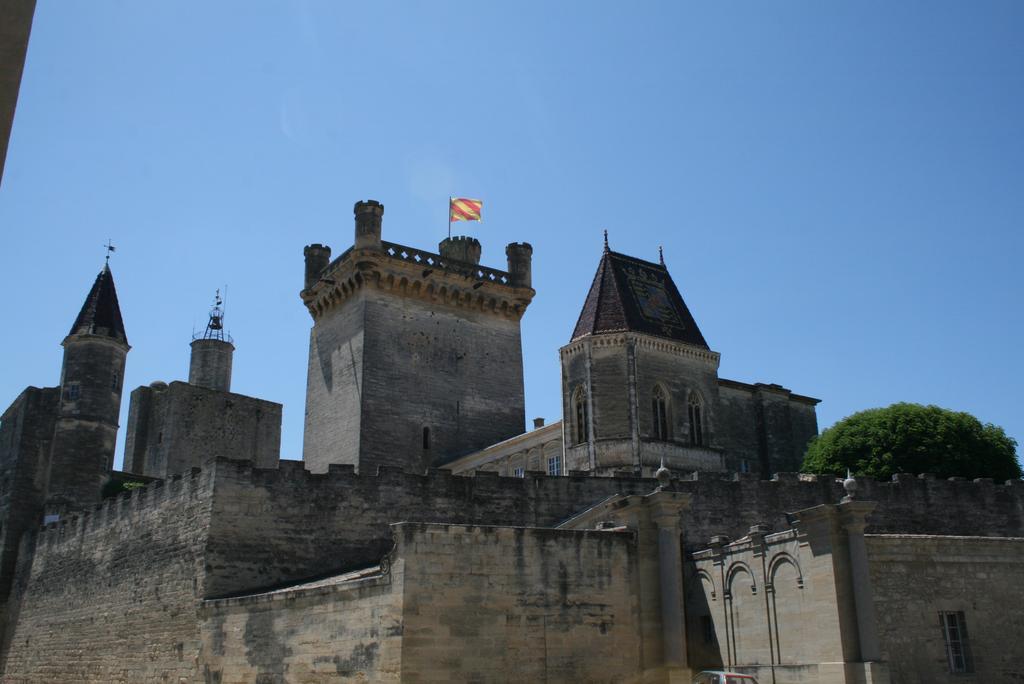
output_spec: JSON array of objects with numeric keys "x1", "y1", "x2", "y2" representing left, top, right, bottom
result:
[
  {"x1": 652, "y1": 384, "x2": 669, "y2": 441},
  {"x1": 572, "y1": 386, "x2": 588, "y2": 445},
  {"x1": 422, "y1": 427, "x2": 431, "y2": 450},
  {"x1": 688, "y1": 393, "x2": 704, "y2": 447},
  {"x1": 940, "y1": 611, "x2": 973, "y2": 673}
]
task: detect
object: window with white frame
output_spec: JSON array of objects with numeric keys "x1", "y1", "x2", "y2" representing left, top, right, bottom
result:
[
  {"x1": 547, "y1": 455, "x2": 562, "y2": 476},
  {"x1": 514, "y1": 467, "x2": 525, "y2": 478}
]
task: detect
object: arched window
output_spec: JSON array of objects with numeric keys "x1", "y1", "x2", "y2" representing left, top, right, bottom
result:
[
  {"x1": 572, "y1": 386, "x2": 588, "y2": 445},
  {"x1": 422, "y1": 426, "x2": 431, "y2": 450},
  {"x1": 688, "y1": 393, "x2": 704, "y2": 446},
  {"x1": 652, "y1": 384, "x2": 669, "y2": 441}
]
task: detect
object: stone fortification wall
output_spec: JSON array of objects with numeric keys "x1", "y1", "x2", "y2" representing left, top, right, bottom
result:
[
  {"x1": 124, "y1": 381, "x2": 281, "y2": 479},
  {"x1": 202, "y1": 458, "x2": 1024, "y2": 600},
  {"x1": 867, "y1": 534, "x2": 1024, "y2": 684},
  {"x1": 1, "y1": 469, "x2": 215, "y2": 682},
  {"x1": 200, "y1": 566, "x2": 403, "y2": 683},
  {"x1": 398, "y1": 523, "x2": 640, "y2": 682},
  {"x1": 0, "y1": 387, "x2": 57, "y2": 635}
]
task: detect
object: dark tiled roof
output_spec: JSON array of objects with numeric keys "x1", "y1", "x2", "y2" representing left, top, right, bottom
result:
[
  {"x1": 70, "y1": 264, "x2": 128, "y2": 344},
  {"x1": 570, "y1": 249, "x2": 708, "y2": 348}
]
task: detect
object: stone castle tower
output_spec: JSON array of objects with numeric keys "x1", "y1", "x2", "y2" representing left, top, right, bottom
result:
[
  {"x1": 45, "y1": 263, "x2": 129, "y2": 514},
  {"x1": 300, "y1": 200, "x2": 535, "y2": 474},
  {"x1": 560, "y1": 240, "x2": 819, "y2": 477}
]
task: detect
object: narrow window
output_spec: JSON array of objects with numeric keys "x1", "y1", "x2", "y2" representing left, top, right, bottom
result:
[
  {"x1": 422, "y1": 427, "x2": 430, "y2": 450},
  {"x1": 572, "y1": 387, "x2": 588, "y2": 445},
  {"x1": 64, "y1": 383, "x2": 80, "y2": 402},
  {"x1": 701, "y1": 615, "x2": 715, "y2": 644},
  {"x1": 740, "y1": 459, "x2": 750, "y2": 474},
  {"x1": 514, "y1": 467, "x2": 525, "y2": 478},
  {"x1": 940, "y1": 611, "x2": 973, "y2": 673},
  {"x1": 111, "y1": 371, "x2": 119, "y2": 391},
  {"x1": 652, "y1": 384, "x2": 669, "y2": 441},
  {"x1": 688, "y1": 394, "x2": 704, "y2": 446},
  {"x1": 547, "y1": 455, "x2": 562, "y2": 476}
]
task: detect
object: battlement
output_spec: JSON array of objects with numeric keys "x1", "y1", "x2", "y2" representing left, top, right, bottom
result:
[{"x1": 35, "y1": 466, "x2": 214, "y2": 548}]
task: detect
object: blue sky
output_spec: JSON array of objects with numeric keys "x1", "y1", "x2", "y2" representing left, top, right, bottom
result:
[{"x1": 2, "y1": 2, "x2": 1021, "y2": 470}]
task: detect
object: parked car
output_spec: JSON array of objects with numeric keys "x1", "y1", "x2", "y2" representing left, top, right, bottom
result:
[{"x1": 693, "y1": 671, "x2": 760, "y2": 684}]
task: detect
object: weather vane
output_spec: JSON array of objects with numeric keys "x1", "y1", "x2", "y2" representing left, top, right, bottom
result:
[{"x1": 103, "y1": 239, "x2": 116, "y2": 264}]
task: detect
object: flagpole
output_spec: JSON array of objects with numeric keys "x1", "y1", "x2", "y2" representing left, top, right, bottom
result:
[{"x1": 448, "y1": 197, "x2": 452, "y2": 239}]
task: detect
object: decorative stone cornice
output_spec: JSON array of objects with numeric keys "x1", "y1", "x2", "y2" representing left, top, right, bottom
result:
[
  {"x1": 301, "y1": 241, "x2": 535, "y2": 322},
  {"x1": 559, "y1": 332, "x2": 720, "y2": 369}
]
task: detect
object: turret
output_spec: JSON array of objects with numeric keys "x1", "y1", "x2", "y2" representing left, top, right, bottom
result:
[
  {"x1": 189, "y1": 290, "x2": 233, "y2": 392},
  {"x1": 439, "y1": 236, "x2": 482, "y2": 265},
  {"x1": 506, "y1": 242, "x2": 533, "y2": 289},
  {"x1": 46, "y1": 263, "x2": 130, "y2": 515},
  {"x1": 353, "y1": 199, "x2": 384, "y2": 250},
  {"x1": 303, "y1": 243, "x2": 332, "y2": 291}
]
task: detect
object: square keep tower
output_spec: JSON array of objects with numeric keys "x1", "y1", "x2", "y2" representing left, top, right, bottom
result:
[{"x1": 300, "y1": 200, "x2": 535, "y2": 474}]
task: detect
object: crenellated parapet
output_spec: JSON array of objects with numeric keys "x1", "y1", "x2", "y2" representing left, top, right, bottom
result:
[{"x1": 301, "y1": 238, "x2": 533, "y2": 322}]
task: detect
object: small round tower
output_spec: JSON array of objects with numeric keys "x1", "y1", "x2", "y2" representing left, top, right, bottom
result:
[
  {"x1": 303, "y1": 243, "x2": 332, "y2": 291},
  {"x1": 506, "y1": 242, "x2": 533, "y2": 289},
  {"x1": 438, "y1": 236, "x2": 482, "y2": 265},
  {"x1": 354, "y1": 199, "x2": 384, "y2": 250},
  {"x1": 189, "y1": 290, "x2": 234, "y2": 392}
]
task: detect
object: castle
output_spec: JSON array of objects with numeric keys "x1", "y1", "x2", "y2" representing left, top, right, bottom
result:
[{"x1": 0, "y1": 202, "x2": 1021, "y2": 683}]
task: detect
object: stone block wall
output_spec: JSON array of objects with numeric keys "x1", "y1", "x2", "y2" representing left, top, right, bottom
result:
[
  {"x1": 0, "y1": 387, "x2": 56, "y2": 639},
  {"x1": 0, "y1": 469, "x2": 215, "y2": 682},
  {"x1": 125, "y1": 381, "x2": 281, "y2": 478},
  {"x1": 203, "y1": 458, "x2": 1024, "y2": 600},
  {"x1": 867, "y1": 534, "x2": 1024, "y2": 683},
  {"x1": 359, "y1": 287, "x2": 527, "y2": 470},
  {"x1": 200, "y1": 567, "x2": 403, "y2": 683},
  {"x1": 398, "y1": 523, "x2": 641, "y2": 682}
]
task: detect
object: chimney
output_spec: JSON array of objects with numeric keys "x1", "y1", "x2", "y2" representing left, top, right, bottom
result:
[{"x1": 533, "y1": 417, "x2": 545, "y2": 429}]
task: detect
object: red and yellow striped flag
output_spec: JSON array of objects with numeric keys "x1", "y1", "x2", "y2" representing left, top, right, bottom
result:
[{"x1": 449, "y1": 197, "x2": 483, "y2": 223}]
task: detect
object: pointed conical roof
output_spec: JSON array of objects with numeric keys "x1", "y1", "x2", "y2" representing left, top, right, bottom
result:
[
  {"x1": 570, "y1": 247, "x2": 708, "y2": 348},
  {"x1": 69, "y1": 264, "x2": 128, "y2": 344}
]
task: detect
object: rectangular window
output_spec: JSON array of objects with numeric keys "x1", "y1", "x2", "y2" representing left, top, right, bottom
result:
[
  {"x1": 701, "y1": 614, "x2": 715, "y2": 644},
  {"x1": 740, "y1": 459, "x2": 750, "y2": 473},
  {"x1": 940, "y1": 611, "x2": 973, "y2": 673},
  {"x1": 63, "y1": 383, "x2": 80, "y2": 402},
  {"x1": 514, "y1": 467, "x2": 525, "y2": 478},
  {"x1": 547, "y1": 455, "x2": 562, "y2": 476}
]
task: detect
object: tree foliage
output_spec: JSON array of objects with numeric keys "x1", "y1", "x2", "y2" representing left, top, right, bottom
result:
[{"x1": 802, "y1": 402, "x2": 1021, "y2": 481}]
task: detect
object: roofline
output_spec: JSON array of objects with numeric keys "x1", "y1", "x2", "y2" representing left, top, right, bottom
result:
[{"x1": 718, "y1": 377, "x2": 820, "y2": 405}]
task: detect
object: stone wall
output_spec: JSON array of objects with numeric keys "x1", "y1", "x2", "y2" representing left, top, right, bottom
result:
[
  {"x1": 200, "y1": 458, "x2": 657, "y2": 599},
  {"x1": 359, "y1": 286, "x2": 527, "y2": 470},
  {"x1": 398, "y1": 523, "x2": 640, "y2": 682},
  {"x1": 202, "y1": 458, "x2": 1024, "y2": 600},
  {"x1": 0, "y1": 469, "x2": 214, "y2": 682},
  {"x1": 716, "y1": 380, "x2": 819, "y2": 476},
  {"x1": 302, "y1": 295, "x2": 365, "y2": 474},
  {"x1": 867, "y1": 534, "x2": 1024, "y2": 684},
  {"x1": 0, "y1": 387, "x2": 56, "y2": 641},
  {"x1": 124, "y1": 381, "x2": 281, "y2": 478},
  {"x1": 200, "y1": 566, "x2": 403, "y2": 683}
]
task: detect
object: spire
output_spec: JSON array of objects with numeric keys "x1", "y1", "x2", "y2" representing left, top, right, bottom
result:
[
  {"x1": 569, "y1": 247, "x2": 708, "y2": 348},
  {"x1": 69, "y1": 264, "x2": 128, "y2": 345}
]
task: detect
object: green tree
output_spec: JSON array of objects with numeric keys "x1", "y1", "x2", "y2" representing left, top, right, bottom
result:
[{"x1": 802, "y1": 402, "x2": 1021, "y2": 481}]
